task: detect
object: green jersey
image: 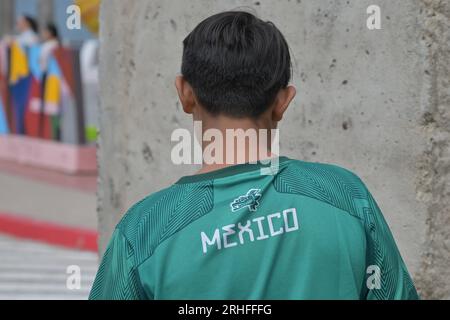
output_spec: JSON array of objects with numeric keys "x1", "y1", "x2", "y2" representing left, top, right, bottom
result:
[{"x1": 89, "y1": 157, "x2": 419, "y2": 300}]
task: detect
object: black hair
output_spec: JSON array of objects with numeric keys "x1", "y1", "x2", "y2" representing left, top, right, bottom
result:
[
  {"x1": 46, "y1": 23, "x2": 60, "y2": 41},
  {"x1": 181, "y1": 11, "x2": 292, "y2": 118},
  {"x1": 23, "y1": 15, "x2": 38, "y2": 34}
]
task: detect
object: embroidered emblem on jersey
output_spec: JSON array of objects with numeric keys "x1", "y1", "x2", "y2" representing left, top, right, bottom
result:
[{"x1": 230, "y1": 189, "x2": 262, "y2": 212}]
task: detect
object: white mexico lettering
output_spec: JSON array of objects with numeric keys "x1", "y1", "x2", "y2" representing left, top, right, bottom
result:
[{"x1": 201, "y1": 208, "x2": 300, "y2": 254}]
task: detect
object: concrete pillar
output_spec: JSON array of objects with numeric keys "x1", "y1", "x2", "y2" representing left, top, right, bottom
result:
[
  {"x1": 98, "y1": 0, "x2": 450, "y2": 298},
  {"x1": 413, "y1": 0, "x2": 450, "y2": 299}
]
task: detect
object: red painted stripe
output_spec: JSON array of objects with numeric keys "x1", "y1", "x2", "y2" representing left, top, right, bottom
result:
[{"x1": 0, "y1": 212, "x2": 98, "y2": 252}]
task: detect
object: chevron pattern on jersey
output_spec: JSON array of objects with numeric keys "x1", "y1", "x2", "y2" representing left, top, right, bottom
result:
[
  {"x1": 118, "y1": 181, "x2": 214, "y2": 266},
  {"x1": 89, "y1": 229, "x2": 144, "y2": 300},
  {"x1": 273, "y1": 160, "x2": 418, "y2": 300},
  {"x1": 273, "y1": 161, "x2": 367, "y2": 220},
  {"x1": 90, "y1": 159, "x2": 418, "y2": 300},
  {"x1": 365, "y1": 192, "x2": 418, "y2": 300}
]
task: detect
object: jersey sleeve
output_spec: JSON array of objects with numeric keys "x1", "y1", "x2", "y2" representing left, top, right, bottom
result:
[
  {"x1": 89, "y1": 228, "x2": 145, "y2": 300},
  {"x1": 362, "y1": 189, "x2": 419, "y2": 300}
]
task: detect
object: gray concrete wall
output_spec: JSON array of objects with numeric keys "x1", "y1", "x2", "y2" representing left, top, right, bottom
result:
[{"x1": 98, "y1": 0, "x2": 450, "y2": 298}]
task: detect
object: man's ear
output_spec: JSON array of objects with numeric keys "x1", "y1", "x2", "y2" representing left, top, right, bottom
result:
[
  {"x1": 272, "y1": 86, "x2": 296, "y2": 122},
  {"x1": 175, "y1": 76, "x2": 196, "y2": 115}
]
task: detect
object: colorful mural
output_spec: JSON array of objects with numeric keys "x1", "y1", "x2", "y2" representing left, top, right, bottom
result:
[
  {"x1": 0, "y1": 43, "x2": 9, "y2": 135},
  {"x1": 0, "y1": 40, "x2": 90, "y2": 145}
]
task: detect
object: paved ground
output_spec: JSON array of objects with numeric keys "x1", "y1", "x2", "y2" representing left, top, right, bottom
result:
[
  {"x1": 0, "y1": 160, "x2": 99, "y2": 300},
  {"x1": 0, "y1": 235, "x2": 98, "y2": 300},
  {"x1": 0, "y1": 160, "x2": 97, "y2": 229}
]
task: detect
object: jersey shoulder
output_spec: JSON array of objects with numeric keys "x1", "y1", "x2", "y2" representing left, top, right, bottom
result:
[
  {"x1": 115, "y1": 181, "x2": 215, "y2": 265},
  {"x1": 275, "y1": 159, "x2": 370, "y2": 219}
]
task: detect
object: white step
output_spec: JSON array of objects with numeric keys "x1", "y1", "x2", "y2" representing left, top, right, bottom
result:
[{"x1": 0, "y1": 235, "x2": 99, "y2": 300}]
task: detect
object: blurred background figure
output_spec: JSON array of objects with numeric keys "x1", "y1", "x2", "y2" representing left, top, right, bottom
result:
[
  {"x1": 15, "y1": 15, "x2": 39, "y2": 47},
  {"x1": 79, "y1": 39, "x2": 99, "y2": 143},
  {"x1": 39, "y1": 22, "x2": 60, "y2": 71}
]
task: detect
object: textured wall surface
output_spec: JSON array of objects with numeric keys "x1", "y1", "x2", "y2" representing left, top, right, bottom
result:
[
  {"x1": 98, "y1": 0, "x2": 450, "y2": 298},
  {"x1": 415, "y1": 0, "x2": 450, "y2": 299}
]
